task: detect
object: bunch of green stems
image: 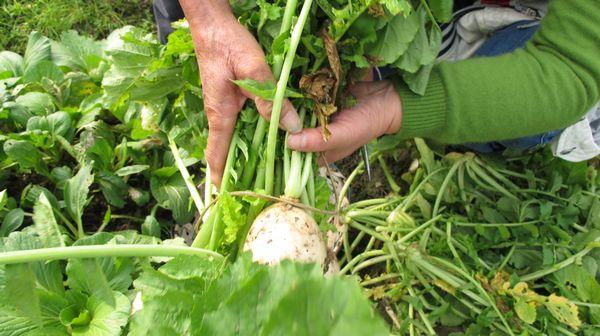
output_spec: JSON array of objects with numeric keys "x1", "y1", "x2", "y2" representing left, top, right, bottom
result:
[{"x1": 337, "y1": 142, "x2": 598, "y2": 335}]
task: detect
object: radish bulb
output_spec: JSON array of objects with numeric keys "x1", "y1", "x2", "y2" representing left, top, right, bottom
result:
[{"x1": 244, "y1": 202, "x2": 327, "y2": 266}]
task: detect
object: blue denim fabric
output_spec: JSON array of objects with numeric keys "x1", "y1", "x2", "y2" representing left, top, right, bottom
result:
[{"x1": 464, "y1": 20, "x2": 563, "y2": 153}]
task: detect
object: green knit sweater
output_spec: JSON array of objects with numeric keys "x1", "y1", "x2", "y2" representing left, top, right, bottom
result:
[{"x1": 395, "y1": 0, "x2": 600, "y2": 144}]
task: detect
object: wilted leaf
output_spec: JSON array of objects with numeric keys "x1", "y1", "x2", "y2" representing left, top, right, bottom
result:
[
  {"x1": 433, "y1": 278, "x2": 456, "y2": 295},
  {"x1": 321, "y1": 29, "x2": 341, "y2": 103},
  {"x1": 300, "y1": 69, "x2": 338, "y2": 140},
  {"x1": 544, "y1": 294, "x2": 582, "y2": 330}
]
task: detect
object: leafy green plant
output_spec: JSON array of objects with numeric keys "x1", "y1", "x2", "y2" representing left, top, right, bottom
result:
[
  {"x1": 0, "y1": 1, "x2": 598, "y2": 335},
  {"x1": 339, "y1": 140, "x2": 600, "y2": 335}
]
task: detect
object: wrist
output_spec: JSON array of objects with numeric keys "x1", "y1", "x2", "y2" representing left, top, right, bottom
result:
[
  {"x1": 180, "y1": 0, "x2": 236, "y2": 33},
  {"x1": 384, "y1": 83, "x2": 403, "y2": 135}
]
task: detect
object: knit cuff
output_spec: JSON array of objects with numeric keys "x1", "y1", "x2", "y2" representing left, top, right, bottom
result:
[{"x1": 393, "y1": 69, "x2": 447, "y2": 140}]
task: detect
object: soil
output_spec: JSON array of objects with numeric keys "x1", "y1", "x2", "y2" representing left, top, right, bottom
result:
[{"x1": 336, "y1": 148, "x2": 413, "y2": 201}]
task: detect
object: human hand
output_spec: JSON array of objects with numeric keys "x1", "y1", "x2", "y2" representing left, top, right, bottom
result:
[
  {"x1": 182, "y1": 1, "x2": 301, "y2": 186},
  {"x1": 287, "y1": 80, "x2": 402, "y2": 164}
]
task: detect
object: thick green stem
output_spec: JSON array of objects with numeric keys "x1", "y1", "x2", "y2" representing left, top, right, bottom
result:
[
  {"x1": 274, "y1": 159, "x2": 283, "y2": 196},
  {"x1": 204, "y1": 166, "x2": 212, "y2": 212},
  {"x1": 521, "y1": 241, "x2": 599, "y2": 282},
  {"x1": 419, "y1": 159, "x2": 464, "y2": 251},
  {"x1": 274, "y1": 0, "x2": 299, "y2": 77},
  {"x1": 240, "y1": 0, "x2": 299, "y2": 190},
  {"x1": 307, "y1": 168, "x2": 315, "y2": 206},
  {"x1": 297, "y1": 114, "x2": 317, "y2": 199},
  {"x1": 378, "y1": 156, "x2": 401, "y2": 194},
  {"x1": 0, "y1": 244, "x2": 222, "y2": 265},
  {"x1": 265, "y1": 0, "x2": 313, "y2": 195},
  {"x1": 168, "y1": 134, "x2": 204, "y2": 214},
  {"x1": 192, "y1": 134, "x2": 239, "y2": 249},
  {"x1": 284, "y1": 107, "x2": 307, "y2": 198}
]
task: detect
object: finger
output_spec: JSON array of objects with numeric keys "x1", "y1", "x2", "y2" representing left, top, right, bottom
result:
[
  {"x1": 235, "y1": 54, "x2": 302, "y2": 133},
  {"x1": 349, "y1": 80, "x2": 385, "y2": 97},
  {"x1": 199, "y1": 63, "x2": 245, "y2": 187},
  {"x1": 287, "y1": 105, "x2": 376, "y2": 152},
  {"x1": 254, "y1": 98, "x2": 302, "y2": 133},
  {"x1": 205, "y1": 113, "x2": 238, "y2": 187}
]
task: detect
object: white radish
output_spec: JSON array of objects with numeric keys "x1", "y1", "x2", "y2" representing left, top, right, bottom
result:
[{"x1": 244, "y1": 202, "x2": 334, "y2": 271}]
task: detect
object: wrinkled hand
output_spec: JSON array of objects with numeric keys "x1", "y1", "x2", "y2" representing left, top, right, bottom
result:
[
  {"x1": 184, "y1": 5, "x2": 301, "y2": 186},
  {"x1": 287, "y1": 80, "x2": 403, "y2": 164}
]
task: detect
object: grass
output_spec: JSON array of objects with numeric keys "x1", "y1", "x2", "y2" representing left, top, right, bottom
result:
[{"x1": 0, "y1": 0, "x2": 155, "y2": 53}]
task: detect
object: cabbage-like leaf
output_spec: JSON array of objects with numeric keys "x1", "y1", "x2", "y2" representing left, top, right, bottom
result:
[
  {"x1": 51, "y1": 30, "x2": 105, "y2": 73},
  {"x1": 150, "y1": 169, "x2": 194, "y2": 224},
  {"x1": 23, "y1": 31, "x2": 51, "y2": 71},
  {"x1": 367, "y1": 6, "x2": 420, "y2": 65},
  {"x1": 0, "y1": 51, "x2": 24, "y2": 77},
  {"x1": 32, "y1": 193, "x2": 67, "y2": 247},
  {"x1": 64, "y1": 163, "x2": 94, "y2": 232},
  {"x1": 130, "y1": 255, "x2": 388, "y2": 335}
]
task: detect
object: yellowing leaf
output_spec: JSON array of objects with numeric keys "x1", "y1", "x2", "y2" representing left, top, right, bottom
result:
[
  {"x1": 510, "y1": 282, "x2": 529, "y2": 296},
  {"x1": 508, "y1": 282, "x2": 544, "y2": 304},
  {"x1": 515, "y1": 298, "x2": 537, "y2": 324},
  {"x1": 491, "y1": 271, "x2": 510, "y2": 293},
  {"x1": 433, "y1": 279, "x2": 456, "y2": 295},
  {"x1": 544, "y1": 294, "x2": 582, "y2": 331}
]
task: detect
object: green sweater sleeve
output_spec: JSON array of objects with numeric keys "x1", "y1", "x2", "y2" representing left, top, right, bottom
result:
[{"x1": 394, "y1": 0, "x2": 600, "y2": 143}]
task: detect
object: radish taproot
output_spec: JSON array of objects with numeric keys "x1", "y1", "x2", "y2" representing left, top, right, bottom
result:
[
  {"x1": 244, "y1": 202, "x2": 340, "y2": 273},
  {"x1": 244, "y1": 202, "x2": 326, "y2": 265}
]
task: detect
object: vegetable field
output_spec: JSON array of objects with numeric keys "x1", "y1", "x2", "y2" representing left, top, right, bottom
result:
[{"x1": 0, "y1": 1, "x2": 599, "y2": 335}]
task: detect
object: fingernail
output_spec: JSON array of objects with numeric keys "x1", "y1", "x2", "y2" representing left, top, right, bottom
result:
[
  {"x1": 280, "y1": 110, "x2": 302, "y2": 133},
  {"x1": 287, "y1": 133, "x2": 303, "y2": 150}
]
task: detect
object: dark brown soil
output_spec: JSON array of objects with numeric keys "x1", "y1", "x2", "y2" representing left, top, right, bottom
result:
[{"x1": 336, "y1": 148, "x2": 412, "y2": 201}]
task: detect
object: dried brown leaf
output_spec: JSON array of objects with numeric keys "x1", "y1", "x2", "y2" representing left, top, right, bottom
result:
[
  {"x1": 299, "y1": 69, "x2": 336, "y2": 103},
  {"x1": 321, "y1": 29, "x2": 341, "y2": 103}
]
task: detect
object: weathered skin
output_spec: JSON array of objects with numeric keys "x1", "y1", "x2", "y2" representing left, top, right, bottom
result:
[{"x1": 244, "y1": 203, "x2": 328, "y2": 267}]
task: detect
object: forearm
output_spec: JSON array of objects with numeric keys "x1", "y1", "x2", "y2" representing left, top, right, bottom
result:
[{"x1": 395, "y1": 0, "x2": 600, "y2": 144}]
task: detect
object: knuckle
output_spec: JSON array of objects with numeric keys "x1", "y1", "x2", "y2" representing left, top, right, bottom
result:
[
  {"x1": 307, "y1": 131, "x2": 326, "y2": 150},
  {"x1": 207, "y1": 119, "x2": 227, "y2": 133},
  {"x1": 255, "y1": 98, "x2": 273, "y2": 118}
]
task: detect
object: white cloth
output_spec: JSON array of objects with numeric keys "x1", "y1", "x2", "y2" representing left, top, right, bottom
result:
[
  {"x1": 552, "y1": 104, "x2": 600, "y2": 162},
  {"x1": 439, "y1": 7, "x2": 534, "y2": 61}
]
